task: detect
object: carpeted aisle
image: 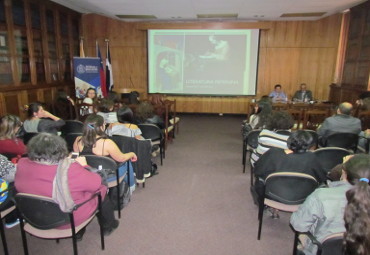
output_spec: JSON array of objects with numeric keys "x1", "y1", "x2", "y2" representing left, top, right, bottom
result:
[{"x1": 4, "y1": 114, "x2": 295, "y2": 255}]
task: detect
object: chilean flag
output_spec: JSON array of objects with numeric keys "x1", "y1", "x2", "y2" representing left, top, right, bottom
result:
[{"x1": 96, "y1": 41, "x2": 107, "y2": 97}]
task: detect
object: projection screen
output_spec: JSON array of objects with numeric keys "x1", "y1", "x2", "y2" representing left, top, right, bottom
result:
[{"x1": 147, "y1": 29, "x2": 260, "y2": 96}]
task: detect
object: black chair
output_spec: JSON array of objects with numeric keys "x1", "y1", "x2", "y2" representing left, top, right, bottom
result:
[
  {"x1": 242, "y1": 130, "x2": 261, "y2": 186},
  {"x1": 323, "y1": 133, "x2": 359, "y2": 152},
  {"x1": 84, "y1": 155, "x2": 126, "y2": 218},
  {"x1": 138, "y1": 123, "x2": 164, "y2": 165},
  {"x1": 314, "y1": 147, "x2": 351, "y2": 174},
  {"x1": 23, "y1": 132, "x2": 38, "y2": 145},
  {"x1": 15, "y1": 192, "x2": 104, "y2": 255},
  {"x1": 61, "y1": 120, "x2": 84, "y2": 138},
  {"x1": 0, "y1": 186, "x2": 15, "y2": 255},
  {"x1": 257, "y1": 172, "x2": 318, "y2": 240},
  {"x1": 292, "y1": 231, "x2": 343, "y2": 255},
  {"x1": 64, "y1": 133, "x2": 82, "y2": 152},
  {"x1": 110, "y1": 135, "x2": 152, "y2": 187}
]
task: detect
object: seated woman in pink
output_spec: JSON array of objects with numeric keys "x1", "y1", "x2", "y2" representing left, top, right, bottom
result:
[{"x1": 15, "y1": 133, "x2": 118, "y2": 236}]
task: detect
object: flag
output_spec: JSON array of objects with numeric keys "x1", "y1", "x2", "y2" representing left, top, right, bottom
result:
[
  {"x1": 96, "y1": 41, "x2": 107, "y2": 97},
  {"x1": 106, "y1": 42, "x2": 114, "y2": 92},
  {"x1": 80, "y1": 38, "x2": 85, "y2": 57}
]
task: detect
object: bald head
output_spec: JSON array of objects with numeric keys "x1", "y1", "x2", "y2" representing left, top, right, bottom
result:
[{"x1": 338, "y1": 102, "x2": 353, "y2": 115}]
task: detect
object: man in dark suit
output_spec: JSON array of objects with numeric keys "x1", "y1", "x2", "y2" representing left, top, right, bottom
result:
[{"x1": 292, "y1": 83, "x2": 313, "y2": 102}]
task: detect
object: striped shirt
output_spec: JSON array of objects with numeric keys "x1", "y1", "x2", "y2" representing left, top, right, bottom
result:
[{"x1": 250, "y1": 129, "x2": 290, "y2": 166}]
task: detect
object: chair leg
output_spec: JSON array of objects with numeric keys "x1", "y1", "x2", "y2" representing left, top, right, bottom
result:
[
  {"x1": 0, "y1": 219, "x2": 9, "y2": 255},
  {"x1": 242, "y1": 141, "x2": 246, "y2": 168},
  {"x1": 250, "y1": 165, "x2": 254, "y2": 187},
  {"x1": 160, "y1": 145, "x2": 163, "y2": 165},
  {"x1": 97, "y1": 195, "x2": 105, "y2": 250},
  {"x1": 257, "y1": 197, "x2": 265, "y2": 240},
  {"x1": 69, "y1": 214, "x2": 78, "y2": 255},
  {"x1": 292, "y1": 231, "x2": 299, "y2": 255},
  {"x1": 115, "y1": 168, "x2": 121, "y2": 219},
  {"x1": 18, "y1": 215, "x2": 29, "y2": 255}
]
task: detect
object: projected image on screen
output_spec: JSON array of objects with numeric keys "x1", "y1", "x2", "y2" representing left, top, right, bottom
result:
[{"x1": 148, "y1": 29, "x2": 260, "y2": 96}]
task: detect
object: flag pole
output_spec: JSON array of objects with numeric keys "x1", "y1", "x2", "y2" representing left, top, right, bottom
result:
[{"x1": 79, "y1": 37, "x2": 85, "y2": 57}]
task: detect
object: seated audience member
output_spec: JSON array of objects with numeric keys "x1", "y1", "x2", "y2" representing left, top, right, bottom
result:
[
  {"x1": 73, "y1": 114, "x2": 137, "y2": 189},
  {"x1": 269, "y1": 84, "x2": 288, "y2": 103},
  {"x1": 258, "y1": 95, "x2": 272, "y2": 104},
  {"x1": 292, "y1": 83, "x2": 313, "y2": 102},
  {"x1": 253, "y1": 131, "x2": 326, "y2": 203},
  {"x1": 108, "y1": 91, "x2": 124, "y2": 111},
  {"x1": 0, "y1": 154, "x2": 17, "y2": 182},
  {"x1": 0, "y1": 114, "x2": 26, "y2": 156},
  {"x1": 83, "y1": 88, "x2": 97, "y2": 105},
  {"x1": 23, "y1": 102, "x2": 65, "y2": 135},
  {"x1": 355, "y1": 91, "x2": 370, "y2": 111},
  {"x1": 52, "y1": 89, "x2": 76, "y2": 120},
  {"x1": 343, "y1": 157, "x2": 370, "y2": 255},
  {"x1": 316, "y1": 102, "x2": 361, "y2": 144},
  {"x1": 97, "y1": 99, "x2": 118, "y2": 124},
  {"x1": 250, "y1": 111, "x2": 294, "y2": 166},
  {"x1": 106, "y1": 106, "x2": 144, "y2": 139},
  {"x1": 15, "y1": 133, "x2": 119, "y2": 235},
  {"x1": 134, "y1": 101, "x2": 165, "y2": 129},
  {"x1": 83, "y1": 88, "x2": 97, "y2": 114},
  {"x1": 248, "y1": 101, "x2": 272, "y2": 129},
  {"x1": 0, "y1": 154, "x2": 19, "y2": 228},
  {"x1": 291, "y1": 154, "x2": 370, "y2": 255}
]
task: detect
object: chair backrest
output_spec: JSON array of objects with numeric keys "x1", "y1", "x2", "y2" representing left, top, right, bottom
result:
[
  {"x1": 15, "y1": 193, "x2": 70, "y2": 230},
  {"x1": 61, "y1": 120, "x2": 84, "y2": 137},
  {"x1": 276, "y1": 129, "x2": 291, "y2": 136},
  {"x1": 84, "y1": 155, "x2": 118, "y2": 171},
  {"x1": 111, "y1": 135, "x2": 135, "y2": 153},
  {"x1": 138, "y1": 123, "x2": 162, "y2": 141},
  {"x1": 325, "y1": 133, "x2": 358, "y2": 152},
  {"x1": 23, "y1": 132, "x2": 39, "y2": 145},
  {"x1": 64, "y1": 133, "x2": 82, "y2": 152},
  {"x1": 321, "y1": 233, "x2": 344, "y2": 255},
  {"x1": 314, "y1": 147, "x2": 351, "y2": 173},
  {"x1": 264, "y1": 172, "x2": 318, "y2": 205},
  {"x1": 246, "y1": 130, "x2": 261, "y2": 149}
]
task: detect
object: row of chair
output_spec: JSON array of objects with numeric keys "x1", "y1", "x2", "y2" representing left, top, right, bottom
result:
[{"x1": 256, "y1": 172, "x2": 344, "y2": 255}]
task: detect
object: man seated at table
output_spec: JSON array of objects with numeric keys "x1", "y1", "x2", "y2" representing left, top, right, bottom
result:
[
  {"x1": 316, "y1": 102, "x2": 361, "y2": 145},
  {"x1": 268, "y1": 84, "x2": 288, "y2": 103},
  {"x1": 292, "y1": 83, "x2": 313, "y2": 103}
]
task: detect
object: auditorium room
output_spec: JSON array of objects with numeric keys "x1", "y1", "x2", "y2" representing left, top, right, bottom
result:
[{"x1": 0, "y1": 0, "x2": 370, "y2": 254}]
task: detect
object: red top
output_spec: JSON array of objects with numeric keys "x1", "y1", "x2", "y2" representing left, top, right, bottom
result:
[
  {"x1": 15, "y1": 158, "x2": 107, "y2": 229},
  {"x1": 0, "y1": 139, "x2": 26, "y2": 156}
]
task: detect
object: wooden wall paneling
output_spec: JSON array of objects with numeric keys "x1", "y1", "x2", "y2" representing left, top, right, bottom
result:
[
  {"x1": 24, "y1": 0, "x2": 37, "y2": 85},
  {"x1": 0, "y1": 93, "x2": 5, "y2": 116},
  {"x1": 82, "y1": 14, "x2": 343, "y2": 114},
  {"x1": 4, "y1": 0, "x2": 20, "y2": 85},
  {"x1": 3, "y1": 92, "x2": 21, "y2": 116},
  {"x1": 43, "y1": 87, "x2": 53, "y2": 105}
]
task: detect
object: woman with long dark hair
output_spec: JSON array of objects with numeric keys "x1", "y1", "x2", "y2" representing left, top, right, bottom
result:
[
  {"x1": 344, "y1": 155, "x2": 370, "y2": 255},
  {"x1": 73, "y1": 114, "x2": 137, "y2": 189},
  {"x1": 248, "y1": 101, "x2": 272, "y2": 129}
]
